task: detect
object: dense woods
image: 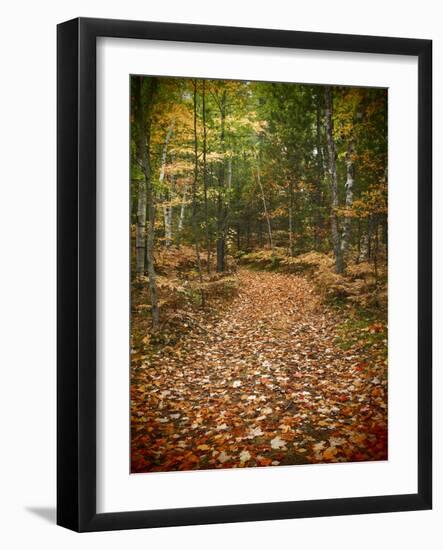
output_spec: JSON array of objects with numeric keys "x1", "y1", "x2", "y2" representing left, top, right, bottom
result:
[{"x1": 130, "y1": 76, "x2": 388, "y2": 472}]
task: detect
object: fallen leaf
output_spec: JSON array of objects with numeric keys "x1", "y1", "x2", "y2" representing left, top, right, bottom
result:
[
  {"x1": 218, "y1": 451, "x2": 231, "y2": 464},
  {"x1": 239, "y1": 450, "x2": 251, "y2": 463},
  {"x1": 323, "y1": 446, "x2": 338, "y2": 460},
  {"x1": 270, "y1": 436, "x2": 286, "y2": 450},
  {"x1": 216, "y1": 423, "x2": 228, "y2": 431}
]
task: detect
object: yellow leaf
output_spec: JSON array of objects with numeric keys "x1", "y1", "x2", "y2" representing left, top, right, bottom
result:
[{"x1": 322, "y1": 447, "x2": 338, "y2": 460}]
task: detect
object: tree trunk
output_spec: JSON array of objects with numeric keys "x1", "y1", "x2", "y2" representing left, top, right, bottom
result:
[
  {"x1": 135, "y1": 178, "x2": 147, "y2": 277},
  {"x1": 236, "y1": 165, "x2": 242, "y2": 251},
  {"x1": 192, "y1": 82, "x2": 205, "y2": 306},
  {"x1": 133, "y1": 79, "x2": 147, "y2": 277},
  {"x1": 374, "y1": 216, "x2": 379, "y2": 280},
  {"x1": 177, "y1": 184, "x2": 188, "y2": 239},
  {"x1": 216, "y1": 90, "x2": 226, "y2": 273},
  {"x1": 383, "y1": 216, "x2": 388, "y2": 260},
  {"x1": 159, "y1": 122, "x2": 174, "y2": 247},
  {"x1": 202, "y1": 80, "x2": 211, "y2": 273},
  {"x1": 146, "y1": 178, "x2": 159, "y2": 329},
  {"x1": 256, "y1": 160, "x2": 274, "y2": 252},
  {"x1": 381, "y1": 168, "x2": 388, "y2": 261},
  {"x1": 216, "y1": 238, "x2": 225, "y2": 273},
  {"x1": 163, "y1": 199, "x2": 173, "y2": 247},
  {"x1": 163, "y1": 171, "x2": 175, "y2": 248},
  {"x1": 133, "y1": 76, "x2": 159, "y2": 328},
  {"x1": 288, "y1": 178, "x2": 294, "y2": 256},
  {"x1": 258, "y1": 220, "x2": 263, "y2": 248},
  {"x1": 324, "y1": 86, "x2": 344, "y2": 274},
  {"x1": 367, "y1": 216, "x2": 372, "y2": 260},
  {"x1": 314, "y1": 93, "x2": 324, "y2": 250},
  {"x1": 221, "y1": 156, "x2": 232, "y2": 253},
  {"x1": 341, "y1": 137, "x2": 355, "y2": 260}
]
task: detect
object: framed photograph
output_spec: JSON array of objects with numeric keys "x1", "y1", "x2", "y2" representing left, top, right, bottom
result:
[{"x1": 57, "y1": 17, "x2": 432, "y2": 532}]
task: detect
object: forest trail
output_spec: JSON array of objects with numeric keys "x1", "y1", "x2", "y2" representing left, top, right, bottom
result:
[{"x1": 131, "y1": 269, "x2": 387, "y2": 472}]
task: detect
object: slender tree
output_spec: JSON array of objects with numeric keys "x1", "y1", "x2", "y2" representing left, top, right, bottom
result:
[
  {"x1": 191, "y1": 81, "x2": 205, "y2": 305},
  {"x1": 341, "y1": 137, "x2": 355, "y2": 259},
  {"x1": 216, "y1": 89, "x2": 227, "y2": 272},
  {"x1": 324, "y1": 86, "x2": 344, "y2": 274},
  {"x1": 133, "y1": 76, "x2": 160, "y2": 328},
  {"x1": 160, "y1": 122, "x2": 175, "y2": 247},
  {"x1": 255, "y1": 155, "x2": 274, "y2": 252},
  {"x1": 314, "y1": 91, "x2": 325, "y2": 250},
  {"x1": 177, "y1": 184, "x2": 188, "y2": 239},
  {"x1": 202, "y1": 80, "x2": 211, "y2": 273}
]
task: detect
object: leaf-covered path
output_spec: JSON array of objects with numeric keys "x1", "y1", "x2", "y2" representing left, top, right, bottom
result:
[{"x1": 131, "y1": 269, "x2": 387, "y2": 472}]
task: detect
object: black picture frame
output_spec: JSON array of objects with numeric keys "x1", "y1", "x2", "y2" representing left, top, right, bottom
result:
[{"x1": 57, "y1": 17, "x2": 432, "y2": 532}]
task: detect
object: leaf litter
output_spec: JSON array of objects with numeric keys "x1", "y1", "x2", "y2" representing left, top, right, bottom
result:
[{"x1": 131, "y1": 269, "x2": 387, "y2": 472}]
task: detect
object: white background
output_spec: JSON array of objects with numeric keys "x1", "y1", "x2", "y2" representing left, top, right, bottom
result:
[
  {"x1": 0, "y1": 0, "x2": 441, "y2": 548},
  {"x1": 97, "y1": 39, "x2": 418, "y2": 513}
]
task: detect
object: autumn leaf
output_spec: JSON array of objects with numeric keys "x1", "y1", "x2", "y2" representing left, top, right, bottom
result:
[
  {"x1": 329, "y1": 437, "x2": 346, "y2": 447},
  {"x1": 216, "y1": 423, "x2": 228, "y2": 431},
  {"x1": 218, "y1": 451, "x2": 231, "y2": 464},
  {"x1": 270, "y1": 436, "x2": 286, "y2": 450},
  {"x1": 239, "y1": 450, "x2": 251, "y2": 463},
  {"x1": 247, "y1": 427, "x2": 264, "y2": 439},
  {"x1": 131, "y1": 252, "x2": 387, "y2": 473},
  {"x1": 322, "y1": 447, "x2": 338, "y2": 460},
  {"x1": 312, "y1": 441, "x2": 326, "y2": 453}
]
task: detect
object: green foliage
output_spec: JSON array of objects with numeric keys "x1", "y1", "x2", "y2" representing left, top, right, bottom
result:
[{"x1": 130, "y1": 75, "x2": 388, "y2": 322}]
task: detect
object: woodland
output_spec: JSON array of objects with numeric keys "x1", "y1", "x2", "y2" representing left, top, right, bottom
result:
[{"x1": 130, "y1": 76, "x2": 388, "y2": 472}]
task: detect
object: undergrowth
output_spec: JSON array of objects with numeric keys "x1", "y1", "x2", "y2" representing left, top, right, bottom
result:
[{"x1": 238, "y1": 247, "x2": 387, "y2": 361}]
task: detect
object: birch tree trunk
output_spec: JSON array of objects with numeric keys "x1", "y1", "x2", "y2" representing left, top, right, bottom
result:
[
  {"x1": 159, "y1": 122, "x2": 174, "y2": 247},
  {"x1": 221, "y1": 156, "x2": 232, "y2": 252},
  {"x1": 163, "y1": 172, "x2": 175, "y2": 248},
  {"x1": 163, "y1": 199, "x2": 173, "y2": 247},
  {"x1": 256, "y1": 160, "x2": 274, "y2": 253},
  {"x1": 341, "y1": 138, "x2": 355, "y2": 260},
  {"x1": 133, "y1": 76, "x2": 159, "y2": 329},
  {"x1": 177, "y1": 184, "x2": 188, "y2": 237},
  {"x1": 324, "y1": 86, "x2": 344, "y2": 274}
]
